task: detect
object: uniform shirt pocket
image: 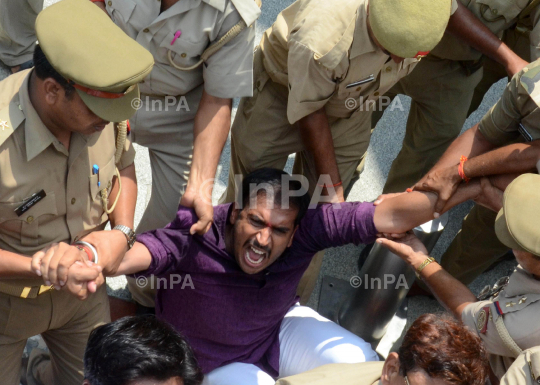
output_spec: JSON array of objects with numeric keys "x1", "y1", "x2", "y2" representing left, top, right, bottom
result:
[
  {"x1": 89, "y1": 155, "x2": 117, "y2": 222},
  {"x1": 0, "y1": 192, "x2": 58, "y2": 247},
  {"x1": 476, "y1": 0, "x2": 527, "y2": 23},
  {"x1": 160, "y1": 37, "x2": 208, "y2": 70}
]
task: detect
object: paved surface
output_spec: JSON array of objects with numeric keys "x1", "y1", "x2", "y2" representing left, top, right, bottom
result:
[{"x1": 3, "y1": 0, "x2": 517, "y2": 362}]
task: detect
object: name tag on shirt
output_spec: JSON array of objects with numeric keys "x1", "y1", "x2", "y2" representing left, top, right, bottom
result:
[
  {"x1": 15, "y1": 190, "x2": 46, "y2": 217},
  {"x1": 346, "y1": 75, "x2": 375, "y2": 89},
  {"x1": 518, "y1": 123, "x2": 533, "y2": 142}
]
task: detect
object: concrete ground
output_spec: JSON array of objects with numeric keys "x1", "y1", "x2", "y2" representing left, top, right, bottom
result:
[{"x1": 3, "y1": 0, "x2": 517, "y2": 364}]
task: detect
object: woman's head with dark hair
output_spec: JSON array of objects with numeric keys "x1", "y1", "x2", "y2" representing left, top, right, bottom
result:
[
  {"x1": 380, "y1": 314, "x2": 489, "y2": 385},
  {"x1": 83, "y1": 316, "x2": 203, "y2": 385},
  {"x1": 228, "y1": 168, "x2": 311, "y2": 274}
]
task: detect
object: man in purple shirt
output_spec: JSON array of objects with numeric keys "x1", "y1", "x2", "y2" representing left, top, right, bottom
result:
[{"x1": 33, "y1": 168, "x2": 502, "y2": 385}]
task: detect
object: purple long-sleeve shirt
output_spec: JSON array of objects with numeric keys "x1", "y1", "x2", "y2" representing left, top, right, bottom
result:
[{"x1": 135, "y1": 202, "x2": 377, "y2": 377}]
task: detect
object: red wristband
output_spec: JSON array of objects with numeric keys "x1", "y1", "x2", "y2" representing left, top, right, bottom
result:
[
  {"x1": 458, "y1": 155, "x2": 470, "y2": 183},
  {"x1": 317, "y1": 181, "x2": 343, "y2": 188},
  {"x1": 75, "y1": 245, "x2": 94, "y2": 262}
]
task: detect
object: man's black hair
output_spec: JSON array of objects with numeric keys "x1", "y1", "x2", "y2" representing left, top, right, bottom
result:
[
  {"x1": 239, "y1": 168, "x2": 311, "y2": 226},
  {"x1": 84, "y1": 316, "x2": 204, "y2": 385},
  {"x1": 33, "y1": 44, "x2": 76, "y2": 98}
]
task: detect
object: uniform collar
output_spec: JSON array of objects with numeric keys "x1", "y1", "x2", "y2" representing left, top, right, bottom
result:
[
  {"x1": 17, "y1": 72, "x2": 62, "y2": 162},
  {"x1": 504, "y1": 265, "x2": 540, "y2": 297},
  {"x1": 228, "y1": 0, "x2": 261, "y2": 26},
  {"x1": 350, "y1": 1, "x2": 381, "y2": 59},
  {"x1": 202, "y1": 0, "x2": 226, "y2": 12}
]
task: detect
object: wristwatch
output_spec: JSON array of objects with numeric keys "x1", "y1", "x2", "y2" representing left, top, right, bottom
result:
[{"x1": 113, "y1": 225, "x2": 136, "y2": 249}]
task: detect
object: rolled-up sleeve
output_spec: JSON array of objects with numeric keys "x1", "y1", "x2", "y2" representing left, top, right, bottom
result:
[
  {"x1": 203, "y1": 5, "x2": 256, "y2": 99},
  {"x1": 286, "y1": 41, "x2": 337, "y2": 124}
]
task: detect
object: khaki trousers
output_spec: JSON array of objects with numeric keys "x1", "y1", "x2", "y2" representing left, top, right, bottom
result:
[
  {"x1": 374, "y1": 55, "x2": 484, "y2": 194},
  {"x1": 223, "y1": 49, "x2": 371, "y2": 303},
  {"x1": 0, "y1": 0, "x2": 43, "y2": 67},
  {"x1": 0, "y1": 284, "x2": 110, "y2": 385},
  {"x1": 126, "y1": 85, "x2": 203, "y2": 307}
]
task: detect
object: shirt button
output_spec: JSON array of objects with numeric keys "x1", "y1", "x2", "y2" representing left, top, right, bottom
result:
[
  {"x1": 143, "y1": 28, "x2": 150, "y2": 33},
  {"x1": 356, "y1": 86, "x2": 361, "y2": 91},
  {"x1": 26, "y1": 216, "x2": 34, "y2": 224},
  {"x1": 71, "y1": 198, "x2": 76, "y2": 205},
  {"x1": 491, "y1": 8, "x2": 498, "y2": 15},
  {"x1": 18, "y1": 104, "x2": 22, "y2": 110},
  {"x1": 385, "y1": 67, "x2": 392, "y2": 73},
  {"x1": 107, "y1": 0, "x2": 112, "y2": 5},
  {"x1": 374, "y1": 91, "x2": 380, "y2": 96},
  {"x1": 181, "y1": 53, "x2": 187, "y2": 58}
]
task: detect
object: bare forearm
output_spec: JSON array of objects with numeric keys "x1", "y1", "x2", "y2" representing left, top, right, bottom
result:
[
  {"x1": 298, "y1": 108, "x2": 343, "y2": 198},
  {"x1": 463, "y1": 141, "x2": 540, "y2": 178},
  {"x1": 447, "y1": 3, "x2": 521, "y2": 69},
  {"x1": 189, "y1": 91, "x2": 231, "y2": 193},
  {"x1": 417, "y1": 262, "x2": 477, "y2": 318},
  {"x1": 104, "y1": 242, "x2": 152, "y2": 276},
  {"x1": 0, "y1": 249, "x2": 36, "y2": 279},
  {"x1": 374, "y1": 180, "x2": 484, "y2": 233},
  {"x1": 430, "y1": 124, "x2": 496, "y2": 170}
]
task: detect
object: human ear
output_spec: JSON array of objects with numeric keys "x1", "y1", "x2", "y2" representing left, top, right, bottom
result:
[
  {"x1": 42, "y1": 78, "x2": 62, "y2": 105},
  {"x1": 381, "y1": 353, "x2": 401, "y2": 385}
]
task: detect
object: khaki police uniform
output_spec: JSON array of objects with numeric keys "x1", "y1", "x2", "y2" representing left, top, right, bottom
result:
[
  {"x1": 462, "y1": 266, "x2": 540, "y2": 378},
  {"x1": 376, "y1": 0, "x2": 540, "y2": 195},
  {"x1": 105, "y1": 0, "x2": 260, "y2": 233},
  {"x1": 0, "y1": 0, "x2": 153, "y2": 383},
  {"x1": 0, "y1": 0, "x2": 43, "y2": 68},
  {"x1": 501, "y1": 346, "x2": 540, "y2": 385},
  {"x1": 222, "y1": 0, "x2": 455, "y2": 302},
  {"x1": 104, "y1": 0, "x2": 261, "y2": 308},
  {"x1": 275, "y1": 362, "x2": 384, "y2": 385},
  {"x1": 0, "y1": 71, "x2": 136, "y2": 385},
  {"x1": 435, "y1": 59, "x2": 540, "y2": 286}
]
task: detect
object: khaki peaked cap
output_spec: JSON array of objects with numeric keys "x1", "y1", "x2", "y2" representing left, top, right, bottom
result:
[
  {"x1": 495, "y1": 173, "x2": 540, "y2": 256},
  {"x1": 35, "y1": 0, "x2": 154, "y2": 122},
  {"x1": 369, "y1": 0, "x2": 452, "y2": 58}
]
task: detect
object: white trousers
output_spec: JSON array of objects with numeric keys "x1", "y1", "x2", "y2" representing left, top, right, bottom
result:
[{"x1": 202, "y1": 304, "x2": 378, "y2": 385}]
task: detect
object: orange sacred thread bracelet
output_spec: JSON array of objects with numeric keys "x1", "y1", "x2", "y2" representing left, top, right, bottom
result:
[{"x1": 458, "y1": 155, "x2": 470, "y2": 183}]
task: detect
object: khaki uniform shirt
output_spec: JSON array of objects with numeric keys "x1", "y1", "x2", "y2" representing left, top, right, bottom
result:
[
  {"x1": 431, "y1": 0, "x2": 540, "y2": 61},
  {"x1": 105, "y1": 0, "x2": 260, "y2": 98},
  {"x1": 462, "y1": 266, "x2": 540, "y2": 378},
  {"x1": 0, "y1": 70, "x2": 135, "y2": 285},
  {"x1": 275, "y1": 362, "x2": 384, "y2": 385},
  {"x1": 479, "y1": 59, "x2": 540, "y2": 145},
  {"x1": 259, "y1": 0, "x2": 459, "y2": 124},
  {"x1": 501, "y1": 346, "x2": 540, "y2": 385}
]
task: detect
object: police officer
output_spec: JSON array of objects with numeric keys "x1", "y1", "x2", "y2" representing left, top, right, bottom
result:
[
  {"x1": 378, "y1": 173, "x2": 540, "y2": 379},
  {"x1": 372, "y1": 0, "x2": 540, "y2": 294},
  {"x1": 0, "y1": 0, "x2": 44, "y2": 73},
  {"x1": 412, "y1": 59, "x2": 540, "y2": 287},
  {"x1": 221, "y1": 0, "x2": 523, "y2": 302},
  {"x1": 90, "y1": 0, "x2": 261, "y2": 309},
  {"x1": 0, "y1": 0, "x2": 153, "y2": 384},
  {"x1": 376, "y1": 0, "x2": 538, "y2": 195}
]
